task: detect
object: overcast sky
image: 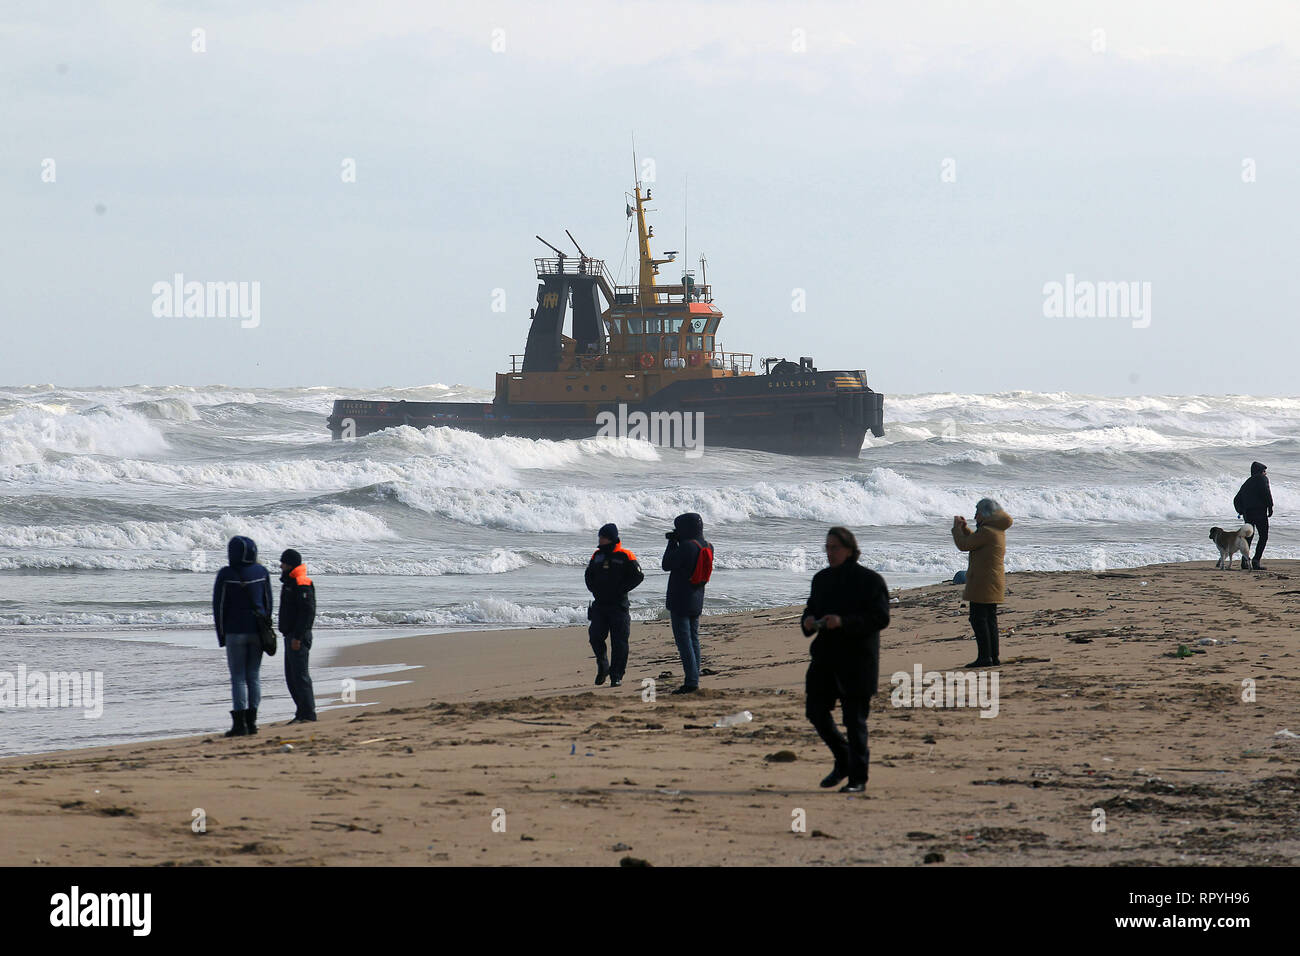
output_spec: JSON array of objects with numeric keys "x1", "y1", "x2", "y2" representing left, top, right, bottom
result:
[{"x1": 4, "y1": 1, "x2": 1298, "y2": 395}]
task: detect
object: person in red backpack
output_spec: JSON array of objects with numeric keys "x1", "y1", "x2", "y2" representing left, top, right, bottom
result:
[{"x1": 661, "y1": 512, "x2": 713, "y2": 694}]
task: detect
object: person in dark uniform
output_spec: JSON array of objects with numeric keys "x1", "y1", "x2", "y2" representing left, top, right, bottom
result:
[
  {"x1": 800, "y1": 527, "x2": 891, "y2": 793},
  {"x1": 278, "y1": 548, "x2": 317, "y2": 724},
  {"x1": 1234, "y1": 461, "x2": 1275, "y2": 570},
  {"x1": 584, "y1": 523, "x2": 644, "y2": 687}
]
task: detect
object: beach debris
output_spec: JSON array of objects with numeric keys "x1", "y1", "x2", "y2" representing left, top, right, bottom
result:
[
  {"x1": 810, "y1": 830, "x2": 836, "y2": 839},
  {"x1": 655, "y1": 788, "x2": 681, "y2": 796},
  {"x1": 907, "y1": 831, "x2": 939, "y2": 840},
  {"x1": 619, "y1": 856, "x2": 651, "y2": 867},
  {"x1": 657, "y1": 671, "x2": 674, "y2": 680},
  {"x1": 611, "y1": 842, "x2": 632, "y2": 852},
  {"x1": 1275, "y1": 730, "x2": 1300, "y2": 739},
  {"x1": 1197, "y1": 638, "x2": 1221, "y2": 646},
  {"x1": 713, "y1": 710, "x2": 753, "y2": 728},
  {"x1": 280, "y1": 744, "x2": 294, "y2": 752},
  {"x1": 520, "y1": 834, "x2": 535, "y2": 841},
  {"x1": 1174, "y1": 644, "x2": 1195, "y2": 658},
  {"x1": 700, "y1": 668, "x2": 719, "y2": 676},
  {"x1": 764, "y1": 750, "x2": 798, "y2": 762},
  {"x1": 923, "y1": 852, "x2": 945, "y2": 864},
  {"x1": 569, "y1": 743, "x2": 576, "y2": 755}
]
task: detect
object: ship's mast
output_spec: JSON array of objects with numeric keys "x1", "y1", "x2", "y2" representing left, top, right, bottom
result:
[{"x1": 632, "y1": 176, "x2": 674, "y2": 306}]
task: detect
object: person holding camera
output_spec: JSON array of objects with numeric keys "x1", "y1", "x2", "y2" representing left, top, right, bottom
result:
[
  {"x1": 584, "y1": 523, "x2": 644, "y2": 687},
  {"x1": 951, "y1": 497, "x2": 1013, "y2": 667},
  {"x1": 800, "y1": 527, "x2": 890, "y2": 792},
  {"x1": 661, "y1": 512, "x2": 713, "y2": 694}
]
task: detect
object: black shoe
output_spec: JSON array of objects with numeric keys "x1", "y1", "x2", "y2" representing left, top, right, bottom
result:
[
  {"x1": 609, "y1": 679, "x2": 622, "y2": 688},
  {"x1": 965, "y1": 658, "x2": 992, "y2": 668},
  {"x1": 671, "y1": 685, "x2": 698, "y2": 695},
  {"x1": 839, "y1": 781, "x2": 866, "y2": 793},
  {"x1": 246, "y1": 706, "x2": 258, "y2": 734},
  {"x1": 820, "y1": 767, "x2": 848, "y2": 789},
  {"x1": 1252, "y1": 560, "x2": 1265, "y2": 570},
  {"x1": 595, "y1": 656, "x2": 609, "y2": 686},
  {"x1": 224, "y1": 709, "x2": 248, "y2": 737}
]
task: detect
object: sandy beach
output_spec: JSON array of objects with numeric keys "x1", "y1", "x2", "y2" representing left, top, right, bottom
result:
[{"x1": 2, "y1": 561, "x2": 1298, "y2": 867}]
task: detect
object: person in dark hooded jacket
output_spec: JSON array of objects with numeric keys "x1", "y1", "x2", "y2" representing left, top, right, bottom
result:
[
  {"x1": 212, "y1": 535, "x2": 273, "y2": 737},
  {"x1": 800, "y1": 527, "x2": 890, "y2": 792},
  {"x1": 278, "y1": 548, "x2": 317, "y2": 723},
  {"x1": 584, "y1": 523, "x2": 644, "y2": 687},
  {"x1": 1234, "y1": 461, "x2": 1274, "y2": 570},
  {"x1": 661, "y1": 512, "x2": 713, "y2": 694}
]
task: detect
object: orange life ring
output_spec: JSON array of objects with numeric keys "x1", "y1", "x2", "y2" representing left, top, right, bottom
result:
[
  {"x1": 639, "y1": 352, "x2": 655, "y2": 369},
  {"x1": 687, "y1": 352, "x2": 702, "y2": 367}
]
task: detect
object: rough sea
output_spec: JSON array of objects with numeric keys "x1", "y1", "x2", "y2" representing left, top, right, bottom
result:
[{"x1": 1, "y1": 384, "x2": 1293, "y2": 755}]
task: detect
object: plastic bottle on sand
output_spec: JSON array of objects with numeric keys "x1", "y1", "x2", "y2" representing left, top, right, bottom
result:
[{"x1": 714, "y1": 710, "x2": 753, "y2": 728}]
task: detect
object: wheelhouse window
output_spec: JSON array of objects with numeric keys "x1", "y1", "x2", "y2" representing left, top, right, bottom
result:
[
  {"x1": 690, "y1": 317, "x2": 707, "y2": 333},
  {"x1": 687, "y1": 334, "x2": 704, "y2": 351}
]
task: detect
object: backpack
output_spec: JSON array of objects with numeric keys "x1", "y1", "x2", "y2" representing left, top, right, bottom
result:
[{"x1": 689, "y1": 541, "x2": 714, "y2": 586}]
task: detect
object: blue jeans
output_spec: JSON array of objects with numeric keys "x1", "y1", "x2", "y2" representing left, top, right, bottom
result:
[
  {"x1": 284, "y1": 637, "x2": 316, "y2": 719},
  {"x1": 670, "y1": 614, "x2": 701, "y2": 687},
  {"x1": 225, "y1": 632, "x2": 263, "y2": 710}
]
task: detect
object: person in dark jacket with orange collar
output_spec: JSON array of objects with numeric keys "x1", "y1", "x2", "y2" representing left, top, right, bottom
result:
[
  {"x1": 800, "y1": 527, "x2": 890, "y2": 792},
  {"x1": 213, "y1": 535, "x2": 273, "y2": 737},
  {"x1": 278, "y1": 548, "x2": 317, "y2": 723},
  {"x1": 585, "y1": 524, "x2": 644, "y2": 687}
]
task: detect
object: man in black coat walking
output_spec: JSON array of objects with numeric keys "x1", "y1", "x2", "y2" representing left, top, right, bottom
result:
[
  {"x1": 1234, "y1": 461, "x2": 1275, "y2": 570},
  {"x1": 800, "y1": 526, "x2": 891, "y2": 792},
  {"x1": 584, "y1": 523, "x2": 644, "y2": 687},
  {"x1": 278, "y1": 548, "x2": 317, "y2": 723}
]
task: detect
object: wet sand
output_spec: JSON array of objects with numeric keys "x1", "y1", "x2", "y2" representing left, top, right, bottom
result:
[{"x1": 2, "y1": 561, "x2": 1298, "y2": 866}]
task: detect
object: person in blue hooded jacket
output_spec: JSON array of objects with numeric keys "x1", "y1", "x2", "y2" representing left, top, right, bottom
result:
[
  {"x1": 661, "y1": 512, "x2": 713, "y2": 694},
  {"x1": 212, "y1": 535, "x2": 273, "y2": 737}
]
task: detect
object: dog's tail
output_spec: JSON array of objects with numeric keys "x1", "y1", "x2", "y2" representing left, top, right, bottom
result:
[{"x1": 1242, "y1": 524, "x2": 1256, "y2": 541}]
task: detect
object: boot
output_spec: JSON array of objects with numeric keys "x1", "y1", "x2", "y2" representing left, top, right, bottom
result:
[
  {"x1": 988, "y1": 629, "x2": 1001, "y2": 667},
  {"x1": 246, "y1": 706, "x2": 258, "y2": 735},
  {"x1": 966, "y1": 632, "x2": 991, "y2": 669},
  {"x1": 594, "y1": 655, "x2": 609, "y2": 686},
  {"x1": 224, "y1": 709, "x2": 248, "y2": 737},
  {"x1": 1252, "y1": 558, "x2": 1265, "y2": 570}
]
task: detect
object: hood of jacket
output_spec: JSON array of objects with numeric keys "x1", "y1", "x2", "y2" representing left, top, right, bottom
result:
[
  {"x1": 1252, "y1": 461, "x2": 1267, "y2": 477},
  {"x1": 674, "y1": 512, "x2": 704, "y2": 540},
  {"x1": 976, "y1": 511, "x2": 1013, "y2": 532},
  {"x1": 283, "y1": 563, "x2": 311, "y2": 586},
  {"x1": 227, "y1": 535, "x2": 258, "y2": 566}
]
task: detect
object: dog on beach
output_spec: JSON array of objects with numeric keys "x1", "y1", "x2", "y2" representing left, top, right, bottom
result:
[{"x1": 1209, "y1": 524, "x2": 1255, "y2": 570}]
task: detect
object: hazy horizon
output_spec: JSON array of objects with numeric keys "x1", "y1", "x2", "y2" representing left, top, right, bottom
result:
[{"x1": 6, "y1": 1, "x2": 1298, "y2": 395}]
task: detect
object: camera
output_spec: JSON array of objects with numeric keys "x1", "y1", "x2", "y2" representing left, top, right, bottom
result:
[{"x1": 665, "y1": 530, "x2": 679, "y2": 541}]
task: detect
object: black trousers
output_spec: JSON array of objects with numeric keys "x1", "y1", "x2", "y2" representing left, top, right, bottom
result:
[
  {"x1": 969, "y1": 602, "x2": 998, "y2": 652},
  {"x1": 284, "y1": 637, "x2": 316, "y2": 719},
  {"x1": 805, "y1": 658, "x2": 871, "y2": 784},
  {"x1": 588, "y1": 605, "x2": 630, "y2": 681},
  {"x1": 1245, "y1": 512, "x2": 1269, "y2": 563}
]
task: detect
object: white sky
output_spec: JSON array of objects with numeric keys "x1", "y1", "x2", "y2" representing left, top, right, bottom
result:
[{"x1": 4, "y1": 0, "x2": 1298, "y2": 393}]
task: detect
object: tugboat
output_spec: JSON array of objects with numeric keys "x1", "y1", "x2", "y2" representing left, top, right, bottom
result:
[{"x1": 327, "y1": 179, "x2": 884, "y2": 456}]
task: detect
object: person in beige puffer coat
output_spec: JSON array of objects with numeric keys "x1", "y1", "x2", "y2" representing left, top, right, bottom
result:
[{"x1": 951, "y1": 498, "x2": 1013, "y2": 667}]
